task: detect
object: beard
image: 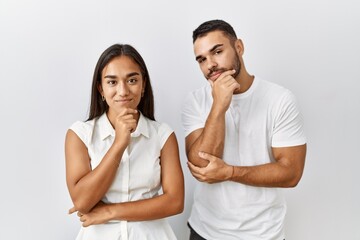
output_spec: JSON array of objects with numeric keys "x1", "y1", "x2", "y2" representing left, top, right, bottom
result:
[
  {"x1": 207, "y1": 54, "x2": 241, "y2": 80},
  {"x1": 231, "y1": 54, "x2": 241, "y2": 79}
]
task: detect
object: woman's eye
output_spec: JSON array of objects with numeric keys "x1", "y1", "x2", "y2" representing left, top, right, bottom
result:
[
  {"x1": 215, "y1": 50, "x2": 222, "y2": 54},
  {"x1": 128, "y1": 78, "x2": 137, "y2": 84},
  {"x1": 107, "y1": 80, "x2": 116, "y2": 85}
]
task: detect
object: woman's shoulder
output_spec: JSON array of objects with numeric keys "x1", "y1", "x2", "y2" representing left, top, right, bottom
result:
[
  {"x1": 69, "y1": 118, "x2": 96, "y2": 132},
  {"x1": 144, "y1": 118, "x2": 172, "y2": 133},
  {"x1": 68, "y1": 118, "x2": 98, "y2": 145},
  {"x1": 144, "y1": 118, "x2": 174, "y2": 149}
]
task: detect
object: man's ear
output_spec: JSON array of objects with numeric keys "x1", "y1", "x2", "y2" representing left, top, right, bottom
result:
[{"x1": 235, "y1": 39, "x2": 244, "y2": 55}]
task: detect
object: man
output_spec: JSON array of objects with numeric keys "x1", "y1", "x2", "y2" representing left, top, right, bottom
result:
[{"x1": 182, "y1": 19, "x2": 307, "y2": 240}]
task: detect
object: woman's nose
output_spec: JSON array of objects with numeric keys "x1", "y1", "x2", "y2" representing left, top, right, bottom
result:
[{"x1": 117, "y1": 82, "x2": 129, "y2": 96}]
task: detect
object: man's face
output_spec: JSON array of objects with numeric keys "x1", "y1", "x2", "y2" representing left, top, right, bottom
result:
[{"x1": 194, "y1": 30, "x2": 241, "y2": 82}]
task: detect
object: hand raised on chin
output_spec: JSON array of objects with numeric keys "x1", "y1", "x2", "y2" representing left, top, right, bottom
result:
[
  {"x1": 113, "y1": 108, "x2": 138, "y2": 147},
  {"x1": 209, "y1": 69, "x2": 240, "y2": 112}
]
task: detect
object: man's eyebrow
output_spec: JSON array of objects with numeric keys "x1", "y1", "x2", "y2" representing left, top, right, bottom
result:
[
  {"x1": 209, "y1": 44, "x2": 223, "y2": 52},
  {"x1": 195, "y1": 44, "x2": 224, "y2": 61}
]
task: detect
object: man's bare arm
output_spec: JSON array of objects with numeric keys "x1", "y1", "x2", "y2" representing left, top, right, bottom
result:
[
  {"x1": 185, "y1": 107, "x2": 225, "y2": 167},
  {"x1": 188, "y1": 144, "x2": 306, "y2": 187},
  {"x1": 186, "y1": 70, "x2": 240, "y2": 167}
]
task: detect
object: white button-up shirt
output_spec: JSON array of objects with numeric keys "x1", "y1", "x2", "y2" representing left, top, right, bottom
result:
[{"x1": 70, "y1": 112, "x2": 177, "y2": 240}]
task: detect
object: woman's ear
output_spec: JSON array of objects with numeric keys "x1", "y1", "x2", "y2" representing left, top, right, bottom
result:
[
  {"x1": 97, "y1": 83, "x2": 103, "y2": 96},
  {"x1": 97, "y1": 83, "x2": 106, "y2": 101},
  {"x1": 141, "y1": 80, "x2": 146, "y2": 97},
  {"x1": 141, "y1": 89, "x2": 145, "y2": 98}
]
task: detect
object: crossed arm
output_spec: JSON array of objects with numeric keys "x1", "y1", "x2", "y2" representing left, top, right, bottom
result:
[
  {"x1": 187, "y1": 130, "x2": 306, "y2": 188},
  {"x1": 185, "y1": 72, "x2": 306, "y2": 187},
  {"x1": 185, "y1": 98, "x2": 307, "y2": 187},
  {"x1": 65, "y1": 131, "x2": 184, "y2": 227}
]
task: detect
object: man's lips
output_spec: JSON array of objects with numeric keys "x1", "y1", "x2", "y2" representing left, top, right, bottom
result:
[{"x1": 208, "y1": 71, "x2": 223, "y2": 81}]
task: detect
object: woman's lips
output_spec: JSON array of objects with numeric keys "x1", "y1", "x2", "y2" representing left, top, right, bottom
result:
[{"x1": 115, "y1": 99, "x2": 132, "y2": 103}]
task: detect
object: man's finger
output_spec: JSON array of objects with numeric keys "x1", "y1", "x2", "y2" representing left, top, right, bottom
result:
[
  {"x1": 68, "y1": 206, "x2": 76, "y2": 215},
  {"x1": 187, "y1": 161, "x2": 201, "y2": 173},
  {"x1": 198, "y1": 151, "x2": 216, "y2": 162},
  {"x1": 208, "y1": 80, "x2": 214, "y2": 87},
  {"x1": 217, "y1": 69, "x2": 236, "y2": 80}
]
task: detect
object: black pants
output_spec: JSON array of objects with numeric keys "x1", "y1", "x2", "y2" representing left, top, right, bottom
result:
[
  {"x1": 188, "y1": 223, "x2": 206, "y2": 240},
  {"x1": 188, "y1": 222, "x2": 285, "y2": 240}
]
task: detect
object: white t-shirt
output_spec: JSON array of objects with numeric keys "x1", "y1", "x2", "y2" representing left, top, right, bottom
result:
[
  {"x1": 69, "y1": 112, "x2": 177, "y2": 240},
  {"x1": 182, "y1": 77, "x2": 306, "y2": 240}
]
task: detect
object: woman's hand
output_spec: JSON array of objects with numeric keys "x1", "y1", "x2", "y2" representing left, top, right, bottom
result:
[
  {"x1": 69, "y1": 202, "x2": 113, "y2": 227},
  {"x1": 114, "y1": 108, "x2": 138, "y2": 147}
]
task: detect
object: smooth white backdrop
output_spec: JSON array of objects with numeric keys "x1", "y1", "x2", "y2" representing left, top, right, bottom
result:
[{"x1": 1, "y1": 0, "x2": 359, "y2": 239}]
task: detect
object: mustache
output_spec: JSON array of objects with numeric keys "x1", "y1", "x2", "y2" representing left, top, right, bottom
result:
[{"x1": 207, "y1": 67, "x2": 227, "y2": 78}]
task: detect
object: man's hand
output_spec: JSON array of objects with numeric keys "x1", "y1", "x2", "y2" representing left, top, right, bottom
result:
[
  {"x1": 209, "y1": 69, "x2": 240, "y2": 113},
  {"x1": 187, "y1": 152, "x2": 233, "y2": 183}
]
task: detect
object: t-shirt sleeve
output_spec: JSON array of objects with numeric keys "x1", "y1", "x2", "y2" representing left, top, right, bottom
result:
[
  {"x1": 181, "y1": 92, "x2": 206, "y2": 137},
  {"x1": 69, "y1": 121, "x2": 89, "y2": 147},
  {"x1": 271, "y1": 90, "x2": 307, "y2": 147},
  {"x1": 158, "y1": 122, "x2": 174, "y2": 149}
]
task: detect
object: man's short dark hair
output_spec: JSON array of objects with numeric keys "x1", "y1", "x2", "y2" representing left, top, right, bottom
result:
[{"x1": 192, "y1": 19, "x2": 237, "y2": 43}]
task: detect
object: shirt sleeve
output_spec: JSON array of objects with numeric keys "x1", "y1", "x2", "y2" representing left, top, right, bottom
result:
[
  {"x1": 271, "y1": 90, "x2": 307, "y2": 147},
  {"x1": 181, "y1": 92, "x2": 206, "y2": 137},
  {"x1": 69, "y1": 121, "x2": 89, "y2": 147},
  {"x1": 158, "y1": 123, "x2": 174, "y2": 149}
]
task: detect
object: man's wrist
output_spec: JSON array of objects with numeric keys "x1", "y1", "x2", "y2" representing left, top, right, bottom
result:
[
  {"x1": 227, "y1": 165, "x2": 235, "y2": 181},
  {"x1": 209, "y1": 104, "x2": 227, "y2": 120}
]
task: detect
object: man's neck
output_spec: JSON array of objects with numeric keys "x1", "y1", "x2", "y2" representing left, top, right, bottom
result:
[{"x1": 234, "y1": 72, "x2": 254, "y2": 94}]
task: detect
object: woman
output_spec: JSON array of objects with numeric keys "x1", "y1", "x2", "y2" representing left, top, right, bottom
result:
[{"x1": 65, "y1": 44, "x2": 184, "y2": 240}]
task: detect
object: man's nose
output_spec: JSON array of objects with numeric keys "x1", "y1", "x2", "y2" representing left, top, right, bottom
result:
[{"x1": 207, "y1": 57, "x2": 217, "y2": 71}]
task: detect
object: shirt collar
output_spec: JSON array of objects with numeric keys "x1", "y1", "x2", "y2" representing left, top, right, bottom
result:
[
  {"x1": 131, "y1": 112, "x2": 150, "y2": 138},
  {"x1": 98, "y1": 112, "x2": 150, "y2": 141},
  {"x1": 98, "y1": 113, "x2": 115, "y2": 141}
]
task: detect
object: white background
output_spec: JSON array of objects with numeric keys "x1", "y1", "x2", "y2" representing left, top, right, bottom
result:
[{"x1": 1, "y1": 0, "x2": 359, "y2": 239}]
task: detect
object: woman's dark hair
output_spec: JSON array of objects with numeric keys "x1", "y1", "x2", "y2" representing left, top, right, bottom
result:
[
  {"x1": 87, "y1": 44, "x2": 155, "y2": 121},
  {"x1": 192, "y1": 19, "x2": 238, "y2": 43}
]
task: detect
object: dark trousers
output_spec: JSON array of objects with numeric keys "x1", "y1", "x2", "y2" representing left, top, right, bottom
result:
[
  {"x1": 188, "y1": 223, "x2": 206, "y2": 240},
  {"x1": 188, "y1": 222, "x2": 285, "y2": 240}
]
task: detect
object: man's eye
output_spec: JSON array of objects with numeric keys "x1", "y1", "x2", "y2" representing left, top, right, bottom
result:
[
  {"x1": 198, "y1": 58, "x2": 205, "y2": 64},
  {"x1": 215, "y1": 50, "x2": 222, "y2": 54}
]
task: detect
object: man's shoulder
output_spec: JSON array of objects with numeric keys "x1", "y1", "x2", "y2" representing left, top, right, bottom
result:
[
  {"x1": 256, "y1": 77, "x2": 292, "y2": 97},
  {"x1": 185, "y1": 84, "x2": 211, "y2": 102},
  {"x1": 188, "y1": 84, "x2": 210, "y2": 95},
  {"x1": 257, "y1": 77, "x2": 286, "y2": 90}
]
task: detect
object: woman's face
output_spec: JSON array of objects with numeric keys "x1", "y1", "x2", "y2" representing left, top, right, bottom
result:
[{"x1": 98, "y1": 56, "x2": 145, "y2": 116}]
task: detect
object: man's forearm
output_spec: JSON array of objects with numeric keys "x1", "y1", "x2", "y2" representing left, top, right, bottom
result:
[{"x1": 188, "y1": 106, "x2": 226, "y2": 167}]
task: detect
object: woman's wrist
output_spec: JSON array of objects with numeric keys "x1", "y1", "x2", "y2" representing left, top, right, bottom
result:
[{"x1": 108, "y1": 203, "x2": 121, "y2": 221}]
